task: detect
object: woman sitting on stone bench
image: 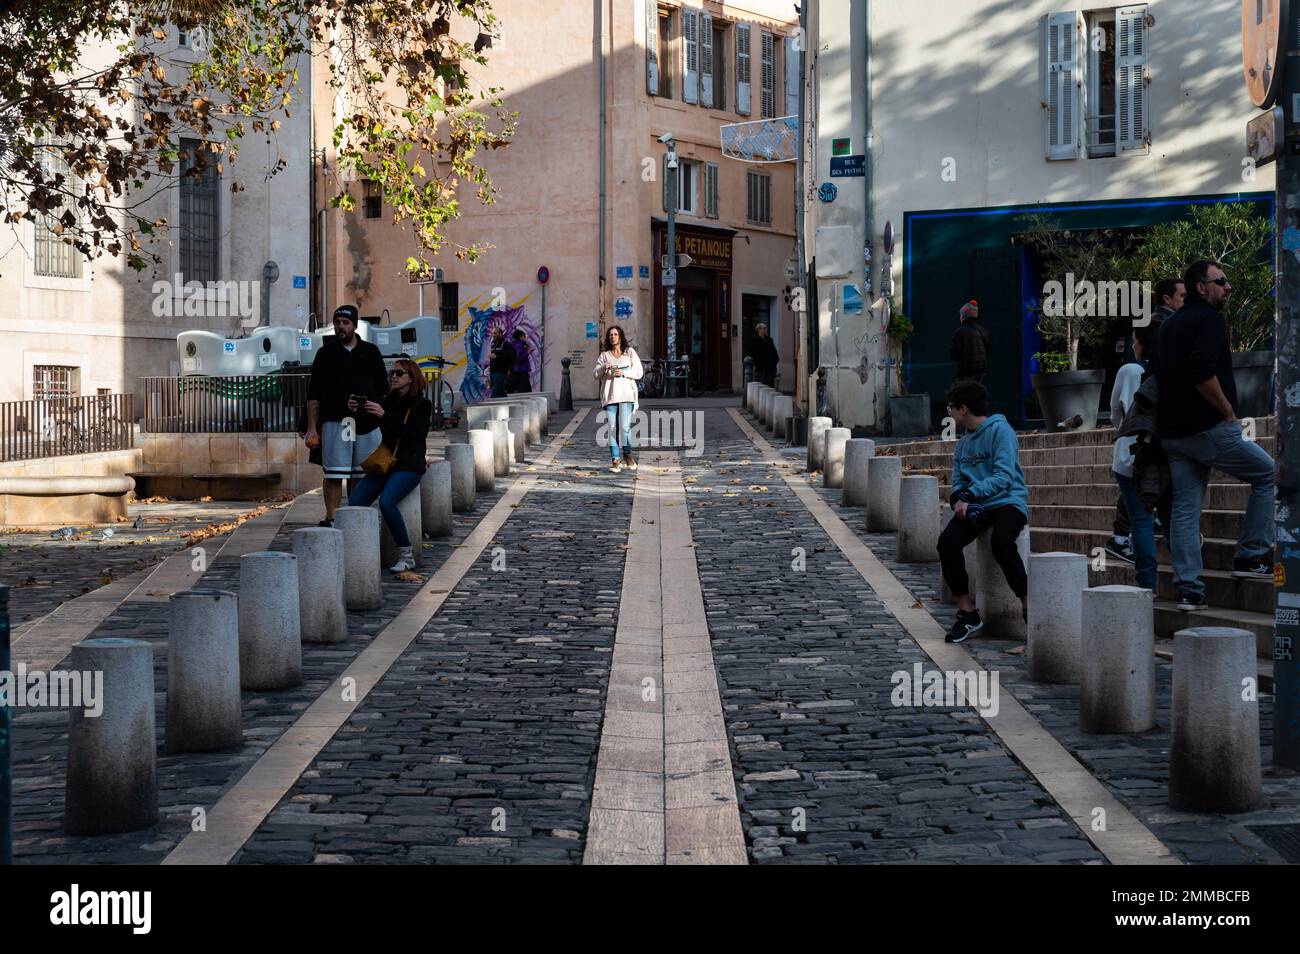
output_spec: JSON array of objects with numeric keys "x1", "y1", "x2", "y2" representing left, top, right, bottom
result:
[{"x1": 346, "y1": 357, "x2": 431, "y2": 573}]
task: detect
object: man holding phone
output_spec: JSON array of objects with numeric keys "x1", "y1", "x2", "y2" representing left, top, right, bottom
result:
[{"x1": 305, "y1": 304, "x2": 389, "y2": 526}]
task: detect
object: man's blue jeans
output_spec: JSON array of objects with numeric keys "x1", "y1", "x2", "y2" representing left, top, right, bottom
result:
[
  {"x1": 1115, "y1": 472, "x2": 1157, "y2": 591},
  {"x1": 1162, "y1": 419, "x2": 1274, "y2": 596},
  {"x1": 605, "y1": 402, "x2": 634, "y2": 460}
]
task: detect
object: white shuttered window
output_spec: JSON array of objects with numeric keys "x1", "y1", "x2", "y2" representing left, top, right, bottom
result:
[
  {"x1": 1115, "y1": 5, "x2": 1148, "y2": 151},
  {"x1": 682, "y1": 9, "x2": 699, "y2": 104},
  {"x1": 736, "y1": 24, "x2": 752, "y2": 115},
  {"x1": 1043, "y1": 12, "x2": 1081, "y2": 160},
  {"x1": 700, "y1": 12, "x2": 714, "y2": 108},
  {"x1": 784, "y1": 35, "x2": 800, "y2": 117}
]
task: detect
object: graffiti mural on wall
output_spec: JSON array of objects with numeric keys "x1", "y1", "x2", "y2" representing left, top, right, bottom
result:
[{"x1": 437, "y1": 288, "x2": 546, "y2": 407}]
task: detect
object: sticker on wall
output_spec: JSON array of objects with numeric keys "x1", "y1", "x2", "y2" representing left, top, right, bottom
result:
[
  {"x1": 222, "y1": 341, "x2": 236, "y2": 354},
  {"x1": 639, "y1": 265, "x2": 650, "y2": 289},
  {"x1": 568, "y1": 349, "x2": 586, "y2": 368},
  {"x1": 585, "y1": 321, "x2": 599, "y2": 340},
  {"x1": 614, "y1": 296, "x2": 634, "y2": 318},
  {"x1": 843, "y1": 283, "x2": 864, "y2": 316},
  {"x1": 818, "y1": 181, "x2": 838, "y2": 203},
  {"x1": 299, "y1": 336, "x2": 312, "y2": 350},
  {"x1": 616, "y1": 265, "x2": 634, "y2": 290},
  {"x1": 292, "y1": 275, "x2": 307, "y2": 289}
]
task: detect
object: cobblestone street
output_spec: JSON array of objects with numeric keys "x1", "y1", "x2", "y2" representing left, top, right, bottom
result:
[{"x1": 4, "y1": 401, "x2": 1298, "y2": 869}]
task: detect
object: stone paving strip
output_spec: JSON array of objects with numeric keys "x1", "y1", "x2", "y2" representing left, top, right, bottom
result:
[
  {"x1": 10, "y1": 503, "x2": 291, "y2": 672},
  {"x1": 727, "y1": 407, "x2": 1178, "y2": 865},
  {"x1": 585, "y1": 452, "x2": 746, "y2": 865},
  {"x1": 163, "y1": 410, "x2": 591, "y2": 865}
]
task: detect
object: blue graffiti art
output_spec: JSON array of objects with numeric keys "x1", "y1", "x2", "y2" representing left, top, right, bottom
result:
[{"x1": 459, "y1": 302, "x2": 542, "y2": 405}]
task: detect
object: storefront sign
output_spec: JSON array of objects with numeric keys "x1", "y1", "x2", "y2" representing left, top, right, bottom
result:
[{"x1": 659, "y1": 229, "x2": 732, "y2": 270}]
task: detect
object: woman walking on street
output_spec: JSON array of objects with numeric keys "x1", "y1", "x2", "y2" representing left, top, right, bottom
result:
[
  {"x1": 346, "y1": 357, "x2": 432, "y2": 573},
  {"x1": 594, "y1": 325, "x2": 643, "y2": 473}
]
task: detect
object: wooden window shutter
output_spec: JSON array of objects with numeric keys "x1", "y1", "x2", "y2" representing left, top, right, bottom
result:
[
  {"x1": 736, "y1": 23, "x2": 752, "y2": 115},
  {"x1": 1043, "y1": 12, "x2": 1081, "y2": 160},
  {"x1": 645, "y1": 0, "x2": 658, "y2": 95},
  {"x1": 683, "y1": 9, "x2": 699, "y2": 104},
  {"x1": 704, "y1": 162, "x2": 719, "y2": 218},
  {"x1": 760, "y1": 31, "x2": 775, "y2": 117},
  {"x1": 700, "y1": 12, "x2": 714, "y2": 108},
  {"x1": 1116, "y1": 5, "x2": 1148, "y2": 151}
]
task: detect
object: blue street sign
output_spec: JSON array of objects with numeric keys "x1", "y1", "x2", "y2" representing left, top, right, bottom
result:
[
  {"x1": 292, "y1": 275, "x2": 307, "y2": 289},
  {"x1": 830, "y1": 155, "x2": 866, "y2": 178}
]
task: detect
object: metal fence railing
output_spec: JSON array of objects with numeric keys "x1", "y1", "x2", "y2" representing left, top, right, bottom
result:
[
  {"x1": 141, "y1": 373, "x2": 311, "y2": 434},
  {"x1": 0, "y1": 393, "x2": 134, "y2": 463}
]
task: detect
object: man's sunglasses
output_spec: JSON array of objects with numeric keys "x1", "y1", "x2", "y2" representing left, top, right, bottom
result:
[{"x1": 1201, "y1": 276, "x2": 1228, "y2": 287}]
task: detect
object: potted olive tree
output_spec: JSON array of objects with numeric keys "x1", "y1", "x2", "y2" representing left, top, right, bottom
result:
[
  {"x1": 1124, "y1": 203, "x2": 1274, "y2": 416},
  {"x1": 882, "y1": 303, "x2": 928, "y2": 435},
  {"x1": 1021, "y1": 217, "x2": 1120, "y2": 430}
]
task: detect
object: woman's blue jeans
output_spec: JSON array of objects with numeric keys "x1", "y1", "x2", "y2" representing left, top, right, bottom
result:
[
  {"x1": 348, "y1": 469, "x2": 422, "y2": 547},
  {"x1": 605, "y1": 402, "x2": 635, "y2": 459},
  {"x1": 1115, "y1": 472, "x2": 1157, "y2": 591}
]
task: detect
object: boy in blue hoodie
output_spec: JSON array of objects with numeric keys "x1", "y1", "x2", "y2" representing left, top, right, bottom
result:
[{"x1": 937, "y1": 380, "x2": 1030, "y2": 642}]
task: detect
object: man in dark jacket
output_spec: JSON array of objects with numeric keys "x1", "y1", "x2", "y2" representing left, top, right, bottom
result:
[
  {"x1": 1152, "y1": 260, "x2": 1274, "y2": 611},
  {"x1": 305, "y1": 304, "x2": 389, "y2": 525},
  {"x1": 488, "y1": 326, "x2": 516, "y2": 397},
  {"x1": 949, "y1": 299, "x2": 990, "y2": 381},
  {"x1": 749, "y1": 322, "x2": 779, "y2": 387}
]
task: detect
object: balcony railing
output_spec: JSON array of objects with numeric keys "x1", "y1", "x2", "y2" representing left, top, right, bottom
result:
[
  {"x1": 0, "y1": 393, "x2": 134, "y2": 463},
  {"x1": 141, "y1": 373, "x2": 311, "y2": 434}
]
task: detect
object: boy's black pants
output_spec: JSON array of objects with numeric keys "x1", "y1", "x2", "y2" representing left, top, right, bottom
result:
[{"x1": 937, "y1": 505, "x2": 1028, "y2": 601}]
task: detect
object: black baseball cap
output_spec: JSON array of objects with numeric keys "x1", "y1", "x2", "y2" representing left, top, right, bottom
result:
[{"x1": 332, "y1": 304, "x2": 359, "y2": 325}]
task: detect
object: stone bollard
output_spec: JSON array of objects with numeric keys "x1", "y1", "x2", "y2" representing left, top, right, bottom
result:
[
  {"x1": 974, "y1": 523, "x2": 1030, "y2": 639},
  {"x1": 507, "y1": 418, "x2": 527, "y2": 462},
  {"x1": 65, "y1": 637, "x2": 157, "y2": 835},
  {"x1": 507, "y1": 403, "x2": 531, "y2": 447},
  {"x1": 466, "y1": 402, "x2": 509, "y2": 431},
  {"x1": 743, "y1": 355, "x2": 754, "y2": 388},
  {"x1": 807, "y1": 417, "x2": 833, "y2": 472},
  {"x1": 822, "y1": 427, "x2": 852, "y2": 488},
  {"x1": 842, "y1": 438, "x2": 876, "y2": 507},
  {"x1": 937, "y1": 504, "x2": 976, "y2": 603},
  {"x1": 467, "y1": 429, "x2": 496, "y2": 493},
  {"x1": 1169, "y1": 627, "x2": 1261, "y2": 812},
  {"x1": 897, "y1": 475, "x2": 940, "y2": 563},
  {"x1": 1079, "y1": 585, "x2": 1155, "y2": 734},
  {"x1": 788, "y1": 415, "x2": 807, "y2": 447},
  {"x1": 866, "y1": 455, "x2": 902, "y2": 532},
  {"x1": 519, "y1": 397, "x2": 543, "y2": 443},
  {"x1": 445, "y1": 443, "x2": 477, "y2": 512},
  {"x1": 333, "y1": 506, "x2": 382, "y2": 610},
  {"x1": 377, "y1": 487, "x2": 422, "y2": 568},
  {"x1": 1026, "y1": 552, "x2": 1088, "y2": 685},
  {"x1": 746, "y1": 381, "x2": 761, "y2": 415},
  {"x1": 487, "y1": 419, "x2": 511, "y2": 476},
  {"x1": 756, "y1": 387, "x2": 771, "y2": 427},
  {"x1": 293, "y1": 527, "x2": 348, "y2": 643},
  {"x1": 773, "y1": 395, "x2": 795, "y2": 439},
  {"x1": 166, "y1": 588, "x2": 242, "y2": 753},
  {"x1": 238, "y1": 551, "x2": 303, "y2": 690},
  {"x1": 421, "y1": 459, "x2": 454, "y2": 538}
]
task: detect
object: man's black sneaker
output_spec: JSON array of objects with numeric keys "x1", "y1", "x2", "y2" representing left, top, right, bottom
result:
[
  {"x1": 1177, "y1": 591, "x2": 1207, "y2": 612},
  {"x1": 946, "y1": 610, "x2": 983, "y2": 643},
  {"x1": 1152, "y1": 516, "x2": 1166, "y2": 539},
  {"x1": 1104, "y1": 536, "x2": 1135, "y2": 565},
  {"x1": 1231, "y1": 553, "x2": 1273, "y2": 579},
  {"x1": 318, "y1": 518, "x2": 334, "y2": 528}
]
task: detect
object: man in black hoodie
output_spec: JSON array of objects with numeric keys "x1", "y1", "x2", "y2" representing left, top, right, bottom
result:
[
  {"x1": 305, "y1": 305, "x2": 389, "y2": 525},
  {"x1": 949, "y1": 299, "x2": 990, "y2": 381},
  {"x1": 1153, "y1": 261, "x2": 1274, "y2": 611}
]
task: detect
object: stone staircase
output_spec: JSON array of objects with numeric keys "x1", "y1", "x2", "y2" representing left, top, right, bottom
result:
[{"x1": 891, "y1": 419, "x2": 1276, "y2": 661}]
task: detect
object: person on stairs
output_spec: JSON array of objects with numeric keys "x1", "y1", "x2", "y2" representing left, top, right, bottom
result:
[
  {"x1": 345, "y1": 358, "x2": 432, "y2": 573},
  {"x1": 937, "y1": 380, "x2": 1030, "y2": 643}
]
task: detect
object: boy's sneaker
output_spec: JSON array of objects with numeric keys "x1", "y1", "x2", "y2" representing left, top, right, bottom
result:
[
  {"x1": 317, "y1": 517, "x2": 334, "y2": 528},
  {"x1": 945, "y1": 609, "x2": 983, "y2": 644},
  {"x1": 1177, "y1": 590, "x2": 1207, "y2": 612},
  {"x1": 1104, "y1": 535, "x2": 1135, "y2": 565},
  {"x1": 1231, "y1": 553, "x2": 1273, "y2": 579}
]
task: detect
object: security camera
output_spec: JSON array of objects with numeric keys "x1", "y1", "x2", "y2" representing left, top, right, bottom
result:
[{"x1": 658, "y1": 132, "x2": 675, "y2": 144}]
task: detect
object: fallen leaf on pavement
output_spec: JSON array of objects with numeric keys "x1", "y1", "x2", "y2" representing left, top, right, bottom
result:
[{"x1": 394, "y1": 570, "x2": 421, "y2": 582}]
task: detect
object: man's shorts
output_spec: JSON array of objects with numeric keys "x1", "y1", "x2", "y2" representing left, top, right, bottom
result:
[{"x1": 321, "y1": 420, "x2": 382, "y2": 480}]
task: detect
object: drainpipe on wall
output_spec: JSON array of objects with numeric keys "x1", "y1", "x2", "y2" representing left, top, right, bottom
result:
[
  {"x1": 795, "y1": 0, "x2": 808, "y2": 413},
  {"x1": 597, "y1": 0, "x2": 607, "y2": 322},
  {"x1": 863, "y1": 0, "x2": 873, "y2": 302}
]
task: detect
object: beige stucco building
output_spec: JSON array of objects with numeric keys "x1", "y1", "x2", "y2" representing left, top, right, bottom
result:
[
  {"x1": 804, "y1": 0, "x2": 1273, "y2": 430},
  {"x1": 0, "y1": 29, "x2": 313, "y2": 408},
  {"x1": 315, "y1": 0, "x2": 800, "y2": 404}
]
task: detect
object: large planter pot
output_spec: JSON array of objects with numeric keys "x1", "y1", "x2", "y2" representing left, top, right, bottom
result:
[
  {"x1": 889, "y1": 394, "x2": 930, "y2": 437},
  {"x1": 1232, "y1": 350, "x2": 1275, "y2": 418},
  {"x1": 1031, "y1": 369, "x2": 1106, "y2": 432}
]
